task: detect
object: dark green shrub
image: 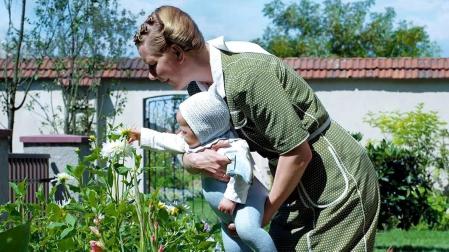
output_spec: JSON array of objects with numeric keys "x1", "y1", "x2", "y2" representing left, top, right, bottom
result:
[
  {"x1": 365, "y1": 104, "x2": 449, "y2": 230},
  {"x1": 366, "y1": 140, "x2": 437, "y2": 230}
]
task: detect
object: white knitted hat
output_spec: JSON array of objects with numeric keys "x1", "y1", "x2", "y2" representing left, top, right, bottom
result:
[{"x1": 179, "y1": 92, "x2": 230, "y2": 145}]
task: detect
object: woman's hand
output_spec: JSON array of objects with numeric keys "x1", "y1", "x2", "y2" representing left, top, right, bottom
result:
[
  {"x1": 182, "y1": 140, "x2": 231, "y2": 182},
  {"x1": 127, "y1": 129, "x2": 141, "y2": 143}
]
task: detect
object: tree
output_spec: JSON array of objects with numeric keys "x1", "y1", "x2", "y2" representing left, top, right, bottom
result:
[
  {"x1": 255, "y1": 0, "x2": 441, "y2": 57},
  {"x1": 1, "y1": 0, "x2": 40, "y2": 151},
  {"x1": 29, "y1": 0, "x2": 141, "y2": 135}
]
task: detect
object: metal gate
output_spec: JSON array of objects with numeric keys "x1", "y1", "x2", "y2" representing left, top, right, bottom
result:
[
  {"x1": 143, "y1": 94, "x2": 213, "y2": 217},
  {"x1": 8, "y1": 153, "x2": 50, "y2": 203}
]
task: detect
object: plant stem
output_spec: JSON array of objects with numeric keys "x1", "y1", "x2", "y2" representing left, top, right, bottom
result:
[{"x1": 133, "y1": 170, "x2": 146, "y2": 252}]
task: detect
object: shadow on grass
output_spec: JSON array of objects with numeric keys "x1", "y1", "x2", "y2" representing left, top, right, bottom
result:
[{"x1": 376, "y1": 245, "x2": 449, "y2": 252}]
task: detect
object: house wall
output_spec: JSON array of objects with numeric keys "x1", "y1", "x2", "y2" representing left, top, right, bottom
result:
[
  {"x1": 309, "y1": 79, "x2": 449, "y2": 143},
  {"x1": 1, "y1": 78, "x2": 448, "y2": 152},
  {"x1": 0, "y1": 83, "x2": 67, "y2": 152}
]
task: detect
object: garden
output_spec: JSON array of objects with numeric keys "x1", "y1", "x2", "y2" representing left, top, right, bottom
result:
[{"x1": 1, "y1": 104, "x2": 449, "y2": 251}]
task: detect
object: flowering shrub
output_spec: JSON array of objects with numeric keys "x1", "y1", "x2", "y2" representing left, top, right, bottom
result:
[
  {"x1": 0, "y1": 125, "x2": 220, "y2": 251},
  {"x1": 365, "y1": 104, "x2": 449, "y2": 230}
]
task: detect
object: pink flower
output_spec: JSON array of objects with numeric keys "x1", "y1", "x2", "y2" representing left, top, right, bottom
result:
[
  {"x1": 89, "y1": 226, "x2": 101, "y2": 237},
  {"x1": 89, "y1": 240, "x2": 104, "y2": 252},
  {"x1": 158, "y1": 245, "x2": 165, "y2": 252}
]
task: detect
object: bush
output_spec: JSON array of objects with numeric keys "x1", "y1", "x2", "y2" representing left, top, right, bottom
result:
[
  {"x1": 365, "y1": 104, "x2": 449, "y2": 230},
  {"x1": 367, "y1": 140, "x2": 436, "y2": 230},
  {"x1": 365, "y1": 103, "x2": 448, "y2": 172}
]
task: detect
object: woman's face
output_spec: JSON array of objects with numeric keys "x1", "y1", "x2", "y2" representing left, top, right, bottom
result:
[
  {"x1": 138, "y1": 44, "x2": 190, "y2": 90},
  {"x1": 176, "y1": 111, "x2": 200, "y2": 148}
]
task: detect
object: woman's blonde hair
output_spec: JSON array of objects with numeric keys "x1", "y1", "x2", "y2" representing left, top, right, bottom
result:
[{"x1": 134, "y1": 6, "x2": 205, "y2": 54}]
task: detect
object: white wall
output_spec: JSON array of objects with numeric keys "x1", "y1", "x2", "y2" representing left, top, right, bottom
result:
[
  {"x1": 310, "y1": 79, "x2": 449, "y2": 143},
  {"x1": 0, "y1": 84, "x2": 66, "y2": 152},
  {"x1": 2, "y1": 78, "x2": 449, "y2": 152}
]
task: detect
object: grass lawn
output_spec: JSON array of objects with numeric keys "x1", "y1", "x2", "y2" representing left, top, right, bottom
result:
[
  {"x1": 188, "y1": 198, "x2": 449, "y2": 252},
  {"x1": 375, "y1": 229, "x2": 449, "y2": 252}
]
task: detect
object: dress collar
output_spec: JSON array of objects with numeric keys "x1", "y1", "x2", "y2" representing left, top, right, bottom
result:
[
  {"x1": 196, "y1": 36, "x2": 271, "y2": 99},
  {"x1": 195, "y1": 41, "x2": 226, "y2": 98}
]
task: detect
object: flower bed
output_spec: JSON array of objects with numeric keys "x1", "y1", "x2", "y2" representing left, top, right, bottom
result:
[{"x1": 0, "y1": 127, "x2": 220, "y2": 251}]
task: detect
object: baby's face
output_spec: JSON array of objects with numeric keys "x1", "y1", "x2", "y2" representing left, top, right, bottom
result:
[{"x1": 176, "y1": 111, "x2": 200, "y2": 148}]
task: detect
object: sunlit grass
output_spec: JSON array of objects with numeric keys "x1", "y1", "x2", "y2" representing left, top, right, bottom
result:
[{"x1": 375, "y1": 229, "x2": 449, "y2": 252}]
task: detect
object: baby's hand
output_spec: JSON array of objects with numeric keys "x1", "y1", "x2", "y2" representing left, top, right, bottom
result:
[
  {"x1": 218, "y1": 198, "x2": 236, "y2": 215},
  {"x1": 127, "y1": 129, "x2": 141, "y2": 143}
]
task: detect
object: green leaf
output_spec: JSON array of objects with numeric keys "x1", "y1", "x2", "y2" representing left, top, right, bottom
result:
[
  {"x1": 158, "y1": 209, "x2": 170, "y2": 224},
  {"x1": 65, "y1": 214, "x2": 77, "y2": 227},
  {"x1": 9, "y1": 182, "x2": 24, "y2": 197},
  {"x1": 107, "y1": 166, "x2": 113, "y2": 187},
  {"x1": 135, "y1": 154, "x2": 142, "y2": 168},
  {"x1": 87, "y1": 189, "x2": 98, "y2": 205},
  {"x1": 57, "y1": 237, "x2": 76, "y2": 250},
  {"x1": 60, "y1": 226, "x2": 74, "y2": 239},
  {"x1": 47, "y1": 222, "x2": 65, "y2": 229},
  {"x1": 0, "y1": 222, "x2": 31, "y2": 252},
  {"x1": 36, "y1": 184, "x2": 45, "y2": 202},
  {"x1": 115, "y1": 166, "x2": 130, "y2": 175},
  {"x1": 73, "y1": 163, "x2": 86, "y2": 180},
  {"x1": 84, "y1": 152, "x2": 99, "y2": 162}
]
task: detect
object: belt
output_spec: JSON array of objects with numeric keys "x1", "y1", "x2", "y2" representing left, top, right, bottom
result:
[{"x1": 308, "y1": 117, "x2": 331, "y2": 141}]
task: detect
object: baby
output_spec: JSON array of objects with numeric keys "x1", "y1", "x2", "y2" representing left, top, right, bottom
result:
[{"x1": 132, "y1": 91, "x2": 276, "y2": 251}]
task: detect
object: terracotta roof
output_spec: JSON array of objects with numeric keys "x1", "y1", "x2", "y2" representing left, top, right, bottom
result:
[
  {"x1": 2, "y1": 57, "x2": 449, "y2": 84},
  {"x1": 283, "y1": 57, "x2": 449, "y2": 79}
]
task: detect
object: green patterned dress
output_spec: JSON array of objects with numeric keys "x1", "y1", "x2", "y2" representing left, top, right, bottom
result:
[{"x1": 189, "y1": 51, "x2": 380, "y2": 252}]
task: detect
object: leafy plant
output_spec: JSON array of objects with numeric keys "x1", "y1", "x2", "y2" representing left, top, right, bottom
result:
[
  {"x1": 0, "y1": 125, "x2": 219, "y2": 251},
  {"x1": 365, "y1": 104, "x2": 449, "y2": 230},
  {"x1": 366, "y1": 140, "x2": 435, "y2": 230}
]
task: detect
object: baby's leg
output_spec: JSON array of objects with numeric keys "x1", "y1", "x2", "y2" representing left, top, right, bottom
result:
[
  {"x1": 202, "y1": 176, "x2": 251, "y2": 251},
  {"x1": 201, "y1": 176, "x2": 233, "y2": 223},
  {"x1": 234, "y1": 179, "x2": 277, "y2": 252},
  {"x1": 221, "y1": 222, "x2": 252, "y2": 252}
]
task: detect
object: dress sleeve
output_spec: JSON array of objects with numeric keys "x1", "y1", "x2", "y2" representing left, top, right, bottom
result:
[
  {"x1": 230, "y1": 64, "x2": 309, "y2": 155},
  {"x1": 140, "y1": 127, "x2": 186, "y2": 154}
]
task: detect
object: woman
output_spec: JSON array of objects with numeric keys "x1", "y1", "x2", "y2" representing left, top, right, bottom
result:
[{"x1": 133, "y1": 5, "x2": 380, "y2": 251}]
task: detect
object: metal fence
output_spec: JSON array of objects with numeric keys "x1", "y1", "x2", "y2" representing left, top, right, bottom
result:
[
  {"x1": 143, "y1": 94, "x2": 212, "y2": 216},
  {"x1": 8, "y1": 153, "x2": 50, "y2": 203}
]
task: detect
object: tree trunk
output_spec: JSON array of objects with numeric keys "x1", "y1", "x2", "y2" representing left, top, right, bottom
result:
[
  {"x1": 7, "y1": 101, "x2": 15, "y2": 152},
  {"x1": 5, "y1": 0, "x2": 26, "y2": 152}
]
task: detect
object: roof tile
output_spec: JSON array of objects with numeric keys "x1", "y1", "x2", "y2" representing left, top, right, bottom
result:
[{"x1": 2, "y1": 57, "x2": 449, "y2": 83}]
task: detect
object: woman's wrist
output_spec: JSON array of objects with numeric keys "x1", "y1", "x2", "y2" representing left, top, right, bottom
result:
[{"x1": 182, "y1": 153, "x2": 201, "y2": 173}]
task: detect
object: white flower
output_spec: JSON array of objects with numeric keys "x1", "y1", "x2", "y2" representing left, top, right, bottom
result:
[
  {"x1": 93, "y1": 213, "x2": 105, "y2": 226},
  {"x1": 165, "y1": 205, "x2": 179, "y2": 215},
  {"x1": 52, "y1": 172, "x2": 78, "y2": 186},
  {"x1": 101, "y1": 139, "x2": 134, "y2": 159}
]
